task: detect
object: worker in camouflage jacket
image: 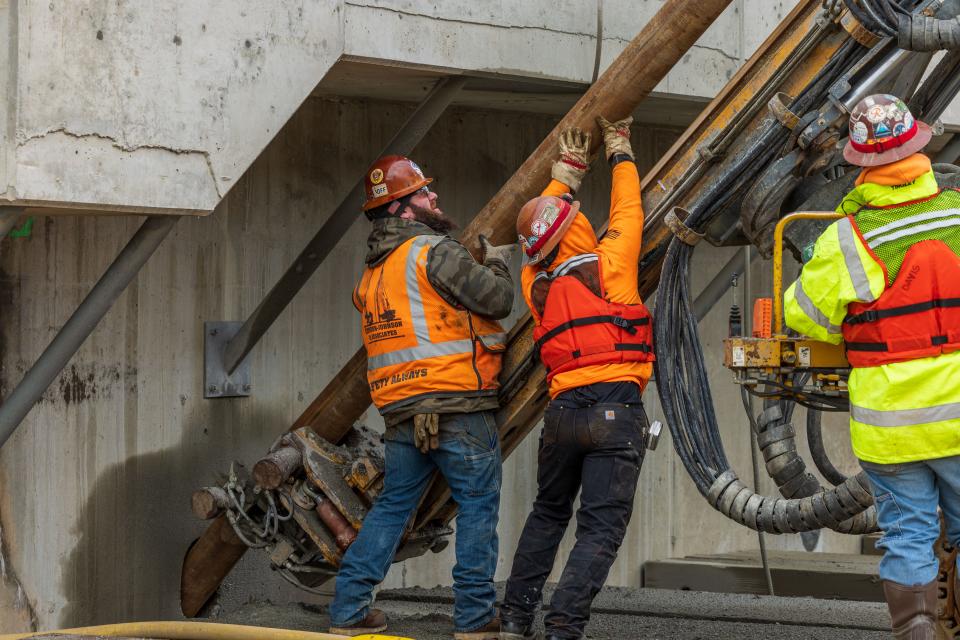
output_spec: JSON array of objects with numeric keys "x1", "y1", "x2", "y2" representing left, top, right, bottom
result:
[
  {"x1": 785, "y1": 94, "x2": 960, "y2": 639},
  {"x1": 330, "y1": 154, "x2": 515, "y2": 640}
]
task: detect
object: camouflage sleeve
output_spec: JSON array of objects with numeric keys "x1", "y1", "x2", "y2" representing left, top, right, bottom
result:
[{"x1": 426, "y1": 238, "x2": 515, "y2": 320}]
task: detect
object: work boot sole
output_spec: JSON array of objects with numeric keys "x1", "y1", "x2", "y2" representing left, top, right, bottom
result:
[{"x1": 329, "y1": 623, "x2": 388, "y2": 636}]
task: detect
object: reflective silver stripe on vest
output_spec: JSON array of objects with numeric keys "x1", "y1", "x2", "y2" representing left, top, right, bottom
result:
[
  {"x1": 405, "y1": 235, "x2": 444, "y2": 343},
  {"x1": 862, "y1": 208, "x2": 960, "y2": 242},
  {"x1": 867, "y1": 214, "x2": 960, "y2": 249},
  {"x1": 553, "y1": 253, "x2": 598, "y2": 277},
  {"x1": 368, "y1": 338, "x2": 475, "y2": 370},
  {"x1": 837, "y1": 217, "x2": 876, "y2": 302},
  {"x1": 794, "y1": 279, "x2": 841, "y2": 334},
  {"x1": 851, "y1": 400, "x2": 960, "y2": 427}
]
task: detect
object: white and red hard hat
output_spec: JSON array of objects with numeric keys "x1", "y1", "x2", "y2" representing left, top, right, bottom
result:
[{"x1": 843, "y1": 94, "x2": 932, "y2": 167}]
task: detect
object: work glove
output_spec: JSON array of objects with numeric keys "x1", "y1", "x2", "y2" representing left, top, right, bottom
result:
[
  {"x1": 479, "y1": 234, "x2": 516, "y2": 266},
  {"x1": 551, "y1": 128, "x2": 592, "y2": 192},
  {"x1": 413, "y1": 413, "x2": 441, "y2": 454},
  {"x1": 597, "y1": 115, "x2": 635, "y2": 162}
]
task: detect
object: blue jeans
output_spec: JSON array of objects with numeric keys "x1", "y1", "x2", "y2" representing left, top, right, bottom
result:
[
  {"x1": 329, "y1": 410, "x2": 502, "y2": 632},
  {"x1": 861, "y1": 455, "x2": 960, "y2": 585}
]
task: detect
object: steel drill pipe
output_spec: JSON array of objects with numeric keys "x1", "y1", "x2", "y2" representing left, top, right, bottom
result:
[
  {"x1": 182, "y1": 0, "x2": 737, "y2": 615},
  {"x1": 293, "y1": 0, "x2": 737, "y2": 439}
]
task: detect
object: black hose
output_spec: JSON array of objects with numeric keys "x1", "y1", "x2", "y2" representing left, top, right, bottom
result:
[
  {"x1": 806, "y1": 409, "x2": 849, "y2": 486},
  {"x1": 899, "y1": 14, "x2": 960, "y2": 50}
]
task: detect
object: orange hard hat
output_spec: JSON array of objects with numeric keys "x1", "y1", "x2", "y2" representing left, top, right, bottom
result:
[
  {"x1": 516, "y1": 195, "x2": 580, "y2": 263},
  {"x1": 363, "y1": 155, "x2": 433, "y2": 211}
]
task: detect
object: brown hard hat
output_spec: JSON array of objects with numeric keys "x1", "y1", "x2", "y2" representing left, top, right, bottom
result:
[
  {"x1": 516, "y1": 195, "x2": 580, "y2": 263},
  {"x1": 843, "y1": 94, "x2": 932, "y2": 167},
  {"x1": 363, "y1": 155, "x2": 433, "y2": 211}
]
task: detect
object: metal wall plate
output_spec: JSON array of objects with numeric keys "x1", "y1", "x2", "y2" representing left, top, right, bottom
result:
[{"x1": 204, "y1": 321, "x2": 252, "y2": 398}]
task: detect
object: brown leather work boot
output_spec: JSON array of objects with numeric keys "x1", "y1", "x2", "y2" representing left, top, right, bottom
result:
[
  {"x1": 454, "y1": 616, "x2": 500, "y2": 639},
  {"x1": 883, "y1": 580, "x2": 938, "y2": 640},
  {"x1": 329, "y1": 609, "x2": 388, "y2": 636}
]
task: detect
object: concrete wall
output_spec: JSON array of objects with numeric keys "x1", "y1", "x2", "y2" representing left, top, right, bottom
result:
[
  {"x1": 0, "y1": 94, "x2": 862, "y2": 632},
  {"x1": 2, "y1": 0, "x2": 343, "y2": 214},
  {"x1": 3, "y1": 0, "x2": 958, "y2": 215}
]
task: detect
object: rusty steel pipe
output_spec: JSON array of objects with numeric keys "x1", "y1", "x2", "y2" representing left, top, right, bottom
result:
[
  {"x1": 252, "y1": 446, "x2": 302, "y2": 490},
  {"x1": 315, "y1": 494, "x2": 357, "y2": 552},
  {"x1": 191, "y1": 487, "x2": 232, "y2": 520},
  {"x1": 293, "y1": 0, "x2": 738, "y2": 441}
]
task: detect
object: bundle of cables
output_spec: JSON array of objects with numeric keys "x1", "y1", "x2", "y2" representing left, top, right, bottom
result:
[
  {"x1": 834, "y1": 0, "x2": 960, "y2": 49},
  {"x1": 653, "y1": 0, "x2": 960, "y2": 536},
  {"x1": 654, "y1": 213, "x2": 877, "y2": 535}
]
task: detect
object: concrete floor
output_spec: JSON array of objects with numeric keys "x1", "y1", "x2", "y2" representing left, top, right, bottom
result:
[{"x1": 215, "y1": 584, "x2": 892, "y2": 639}]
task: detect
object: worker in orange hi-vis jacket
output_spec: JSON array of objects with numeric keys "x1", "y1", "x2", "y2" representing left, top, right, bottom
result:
[{"x1": 501, "y1": 117, "x2": 653, "y2": 640}]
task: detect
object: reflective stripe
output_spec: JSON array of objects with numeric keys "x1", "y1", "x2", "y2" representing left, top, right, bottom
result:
[
  {"x1": 794, "y1": 279, "x2": 841, "y2": 334},
  {"x1": 553, "y1": 253, "x2": 598, "y2": 277},
  {"x1": 868, "y1": 215, "x2": 960, "y2": 249},
  {"x1": 851, "y1": 400, "x2": 960, "y2": 427},
  {"x1": 404, "y1": 235, "x2": 443, "y2": 343},
  {"x1": 534, "y1": 271, "x2": 550, "y2": 282},
  {"x1": 837, "y1": 218, "x2": 876, "y2": 302},
  {"x1": 862, "y1": 207, "x2": 960, "y2": 241},
  {"x1": 368, "y1": 338, "x2": 474, "y2": 370}
]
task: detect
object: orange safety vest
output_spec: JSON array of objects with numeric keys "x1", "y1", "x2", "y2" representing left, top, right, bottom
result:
[
  {"x1": 353, "y1": 235, "x2": 506, "y2": 412},
  {"x1": 533, "y1": 266, "x2": 654, "y2": 383},
  {"x1": 843, "y1": 238, "x2": 960, "y2": 367}
]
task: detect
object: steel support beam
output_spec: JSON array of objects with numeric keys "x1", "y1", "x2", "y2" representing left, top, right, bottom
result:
[
  {"x1": 0, "y1": 216, "x2": 178, "y2": 449},
  {"x1": 219, "y1": 77, "x2": 466, "y2": 377}
]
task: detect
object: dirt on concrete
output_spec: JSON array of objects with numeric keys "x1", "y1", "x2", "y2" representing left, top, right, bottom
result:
[{"x1": 214, "y1": 583, "x2": 891, "y2": 639}]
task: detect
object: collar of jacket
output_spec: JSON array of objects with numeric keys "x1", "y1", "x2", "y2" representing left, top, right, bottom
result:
[
  {"x1": 365, "y1": 216, "x2": 442, "y2": 267},
  {"x1": 543, "y1": 212, "x2": 598, "y2": 272},
  {"x1": 838, "y1": 153, "x2": 938, "y2": 214}
]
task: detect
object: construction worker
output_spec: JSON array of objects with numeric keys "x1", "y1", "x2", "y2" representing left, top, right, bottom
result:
[
  {"x1": 784, "y1": 94, "x2": 960, "y2": 639},
  {"x1": 500, "y1": 117, "x2": 653, "y2": 640},
  {"x1": 329, "y1": 155, "x2": 515, "y2": 639}
]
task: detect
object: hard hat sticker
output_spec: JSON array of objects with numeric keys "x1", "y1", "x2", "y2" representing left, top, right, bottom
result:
[
  {"x1": 370, "y1": 168, "x2": 384, "y2": 184},
  {"x1": 531, "y1": 219, "x2": 549, "y2": 236},
  {"x1": 372, "y1": 184, "x2": 388, "y2": 197}
]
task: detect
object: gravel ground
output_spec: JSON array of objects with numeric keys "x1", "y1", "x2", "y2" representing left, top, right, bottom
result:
[{"x1": 215, "y1": 583, "x2": 892, "y2": 639}]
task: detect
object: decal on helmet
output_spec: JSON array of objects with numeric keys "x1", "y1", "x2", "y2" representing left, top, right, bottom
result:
[
  {"x1": 372, "y1": 183, "x2": 388, "y2": 198},
  {"x1": 370, "y1": 168, "x2": 384, "y2": 184},
  {"x1": 851, "y1": 121, "x2": 869, "y2": 144},
  {"x1": 531, "y1": 219, "x2": 550, "y2": 236}
]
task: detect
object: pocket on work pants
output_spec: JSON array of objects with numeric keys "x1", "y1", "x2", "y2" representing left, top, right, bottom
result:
[{"x1": 442, "y1": 411, "x2": 502, "y2": 498}]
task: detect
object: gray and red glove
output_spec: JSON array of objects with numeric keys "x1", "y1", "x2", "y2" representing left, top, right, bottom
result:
[
  {"x1": 551, "y1": 128, "x2": 592, "y2": 192},
  {"x1": 597, "y1": 115, "x2": 635, "y2": 161}
]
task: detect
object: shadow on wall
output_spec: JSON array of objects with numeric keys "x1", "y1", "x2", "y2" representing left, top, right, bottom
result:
[{"x1": 58, "y1": 402, "x2": 290, "y2": 627}]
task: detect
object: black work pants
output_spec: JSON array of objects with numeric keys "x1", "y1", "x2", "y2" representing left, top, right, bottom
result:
[{"x1": 501, "y1": 383, "x2": 648, "y2": 639}]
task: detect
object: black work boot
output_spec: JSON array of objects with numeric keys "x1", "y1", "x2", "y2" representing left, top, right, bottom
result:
[
  {"x1": 883, "y1": 579, "x2": 938, "y2": 639},
  {"x1": 500, "y1": 619, "x2": 535, "y2": 639},
  {"x1": 329, "y1": 609, "x2": 388, "y2": 636}
]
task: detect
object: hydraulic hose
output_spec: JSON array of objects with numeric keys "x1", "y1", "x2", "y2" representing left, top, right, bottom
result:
[
  {"x1": 0, "y1": 621, "x2": 405, "y2": 640},
  {"x1": 805, "y1": 408, "x2": 850, "y2": 486},
  {"x1": 899, "y1": 15, "x2": 960, "y2": 50}
]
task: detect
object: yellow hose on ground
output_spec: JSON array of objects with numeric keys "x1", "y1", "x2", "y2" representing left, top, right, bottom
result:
[{"x1": 0, "y1": 620, "x2": 412, "y2": 640}]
